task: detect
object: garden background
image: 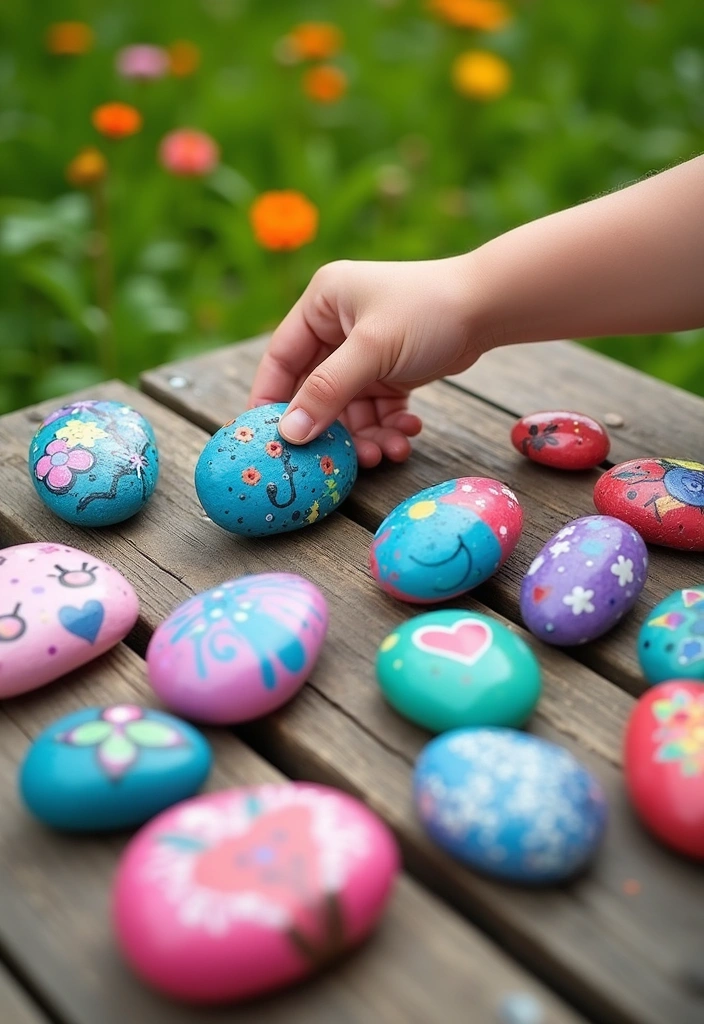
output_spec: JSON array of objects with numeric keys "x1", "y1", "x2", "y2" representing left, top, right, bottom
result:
[{"x1": 1, "y1": 0, "x2": 703, "y2": 416}]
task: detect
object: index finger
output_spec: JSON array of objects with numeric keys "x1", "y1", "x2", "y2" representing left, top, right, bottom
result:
[{"x1": 248, "y1": 298, "x2": 324, "y2": 408}]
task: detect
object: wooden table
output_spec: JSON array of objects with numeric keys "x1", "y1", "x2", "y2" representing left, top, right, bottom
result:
[{"x1": 0, "y1": 336, "x2": 702, "y2": 1024}]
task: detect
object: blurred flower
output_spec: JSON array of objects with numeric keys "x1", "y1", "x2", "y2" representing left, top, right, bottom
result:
[
  {"x1": 452, "y1": 50, "x2": 511, "y2": 99},
  {"x1": 159, "y1": 129, "x2": 220, "y2": 177},
  {"x1": 377, "y1": 164, "x2": 411, "y2": 200},
  {"x1": 303, "y1": 65, "x2": 348, "y2": 103},
  {"x1": 46, "y1": 21, "x2": 94, "y2": 55},
  {"x1": 250, "y1": 191, "x2": 319, "y2": 251},
  {"x1": 92, "y1": 102, "x2": 143, "y2": 138},
  {"x1": 398, "y1": 134, "x2": 431, "y2": 169},
  {"x1": 116, "y1": 44, "x2": 168, "y2": 80},
  {"x1": 167, "y1": 40, "x2": 201, "y2": 77},
  {"x1": 428, "y1": 0, "x2": 512, "y2": 30},
  {"x1": 287, "y1": 22, "x2": 343, "y2": 61},
  {"x1": 66, "y1": 147, "x2": 107, "y2": 188}
]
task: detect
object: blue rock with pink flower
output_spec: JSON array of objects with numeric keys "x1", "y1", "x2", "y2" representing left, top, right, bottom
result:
[
  {"x1": 19, "y1": 704, "x2": 212, "y2": 831},
  {"x1": 28, "y1": 399, "x2": 159, "y2": 527}
]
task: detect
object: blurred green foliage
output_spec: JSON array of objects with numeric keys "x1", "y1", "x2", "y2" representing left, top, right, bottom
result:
[{"x1": 1, "y1": 0, "x2": 703, "y2": 414}]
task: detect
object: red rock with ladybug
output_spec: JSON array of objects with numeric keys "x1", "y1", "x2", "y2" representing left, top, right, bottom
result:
[
  {"x1": 624, "y1": 681, "x2": 704, "y2": 859},
  {"x1": 511, "y1": 411, "x2": 610, "y2": 471}
]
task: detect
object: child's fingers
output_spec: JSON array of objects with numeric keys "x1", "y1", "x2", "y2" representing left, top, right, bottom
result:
[
  {"x1": 354, "y1": 438, "x2": 383, "y2": 468},
  {"x1": 248, "y1": 300, "x2": 324, "y2": 407},
  {"x1": 356, "y1": 425, "x2": 413, "y2": 463}
]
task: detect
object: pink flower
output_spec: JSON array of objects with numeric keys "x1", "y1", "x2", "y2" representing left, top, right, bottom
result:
[
  {"x1": 159, "y1": 128, "x2": 220, "y2": 177},
  {"x1": 35, "y1": 439, "x2": 94, "y2": 493},
  {"x1": 116, "y1": 44, "x2": 169, "y2": 80}
]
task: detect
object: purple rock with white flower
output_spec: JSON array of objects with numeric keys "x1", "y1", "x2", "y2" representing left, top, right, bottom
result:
[
  {"x1": 28, "y1": 399, "x2": 159, "y2": 527},
  {"x1": 519, "y1": 515, "x2": 648, "y2": 646}
]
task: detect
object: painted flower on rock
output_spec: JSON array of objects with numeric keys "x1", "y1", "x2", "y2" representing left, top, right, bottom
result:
[
  {"x1": 147, "y1": 785, "x2": 370, "y2": 958},
  {"x1": 55, "y1": 419, "x2": 108, "y2": 448},
  {"x1": 42, "y1": 401, "x2": 101, "y2": 427},
  {"x1": 653, "y1": 687, "x2": 704, "y2": 777},
  {"x1": 58, "y1": 705, "x2": 185, "y2": 780},
  {"x1": 35, "y1": 440, "x2": 94, "y2": 494}
]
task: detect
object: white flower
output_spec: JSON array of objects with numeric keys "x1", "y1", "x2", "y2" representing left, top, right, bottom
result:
[
  {"x1": 563, "y1": 586, "x2": 595, "y2": 615},
  {"x1": 526, "y1": 554, "x2": 545, "y2": 577},
  {"x1": 610, "y1": 555, "x2": 634, "y2": 587},
  {"x1": 461, "y1": 483, "x2": 474, "y2": 493},
  {"x1": 556, "y1": 525, "x2": 576, "y2": 540},
  {"x1": 549, "y1": 540, "x2": 571, "y2": 559},
  {"x1": 475, "y1": 498, "x2": 486, "y2": 508}
]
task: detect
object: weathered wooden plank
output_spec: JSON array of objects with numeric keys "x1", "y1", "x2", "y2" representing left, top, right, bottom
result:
[
  {"x1": 1, "y1": 382, "x2": 703, "y2": 1024},
  {"x1": 0, "y1": 645, "x2": 582, "y2": 1024},
  {"x1": 141, "y1": 340, "x2": 704, "y2": 696},
  {"x1": 452, "y1": 340, "x2": 704, "y2": 468},
  {"x1": 0, "y1": 964, "x2": 52, "y2": 1024}
]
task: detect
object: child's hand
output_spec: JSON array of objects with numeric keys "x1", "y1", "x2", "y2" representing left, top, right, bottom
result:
[{"x1": 248, "y1": 255, "x2": 483, "y2": 468}]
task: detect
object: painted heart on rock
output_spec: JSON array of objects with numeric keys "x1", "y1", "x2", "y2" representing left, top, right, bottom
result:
[
  {"x1": 412, "y1": 617, "x2": 492, "y2": 666},
  {"x1": 533, "y1": 586, "x2": 551, "y2": 603},
  {"x1": 59, "y1": 601, "x2": 105, "y2": 644}
]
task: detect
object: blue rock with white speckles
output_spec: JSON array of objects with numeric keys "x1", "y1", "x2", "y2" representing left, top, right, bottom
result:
[
  {"x1": 413, "y1": 728, "x2": 607, "y2": 884},
  {"x1": 194, "y1": 404, "x2": 357, "y2": 536},
  {"x1": 28, "y1": 399, "x2": 159, "y2": 527}
]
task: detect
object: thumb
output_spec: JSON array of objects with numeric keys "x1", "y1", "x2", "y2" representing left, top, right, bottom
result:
[{"x1": 278, "y1": 327, "x2": 379, "y2": 444}]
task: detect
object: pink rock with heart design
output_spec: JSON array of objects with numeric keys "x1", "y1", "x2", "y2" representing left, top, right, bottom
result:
[
  {"x1": 112, "y1": 783, "x2": 400, "y2": 1003},
  {"x1": 0, "y1": 542, "x2": 139, "y2": 698}
]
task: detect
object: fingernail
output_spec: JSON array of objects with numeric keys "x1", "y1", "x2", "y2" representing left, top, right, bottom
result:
[{"x1": 279, "y1": 407, "x2": 314, "y2": 443}]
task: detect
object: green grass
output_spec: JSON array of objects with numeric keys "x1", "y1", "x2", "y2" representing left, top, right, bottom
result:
[{"x1": 1, "y1": 0, "x2": 704, "y2": 414}]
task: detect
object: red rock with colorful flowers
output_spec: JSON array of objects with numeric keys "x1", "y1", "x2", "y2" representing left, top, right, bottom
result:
[
  {"x1": 113, "y1": 783, "x2": 399, "y2": 1002},
  {"x1": 624, "y1": 681, "x2": 704, "y2": 859},
  {"x1": 511, "y1": 411, "x2": 610, "y2": 471},
  {"x1": 594, "y1": 458, "x2": 704, "y2": 550}
]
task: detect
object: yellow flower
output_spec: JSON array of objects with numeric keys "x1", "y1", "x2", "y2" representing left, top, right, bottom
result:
[
  {"x1": 55, "y1": 420, "x2": 108, "y2": 448},
  {"x1": 66, "y1": 148, "x2": 107, "y2": 188},
  {"x1": 452, "y1": 50, "x2": 511, "y2": 100},
  {"x1": 428, "y1": 0, "x2": 512, "y2": 31}
]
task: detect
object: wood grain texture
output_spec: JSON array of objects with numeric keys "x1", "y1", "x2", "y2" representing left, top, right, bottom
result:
[
  {"x1": 1, "y1": 379, "x2": 703, "y2": 1024},
  {"x1": 0, "y1": 645, "x2": 581, "y2": 1024},
  {"x1": 141, "y1": 340, "x2": 704, "y2": 695},
  {"x1": 0, "y1": 964, "x2": 51, "y2": 1024}
]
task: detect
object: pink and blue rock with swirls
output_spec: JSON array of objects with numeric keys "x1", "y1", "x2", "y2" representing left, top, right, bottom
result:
[
  {"x1": 146, "y1": 573, "x2": 328, "y2": 724},
  {"x1": 370, "y1": 478, "x2": 523, "y2": 604}
]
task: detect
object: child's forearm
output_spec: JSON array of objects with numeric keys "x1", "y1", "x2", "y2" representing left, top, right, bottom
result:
[{"x1": 467, "y1": 154, "x2": 704, "y2": 349}]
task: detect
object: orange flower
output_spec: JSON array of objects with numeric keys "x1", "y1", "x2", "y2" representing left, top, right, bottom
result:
[
  {"x1": 452, "y1": 51, "x2": 511, "y2": 100},
  {"x1": 320, "y1": 456, "x2": 335, "y2": 475},
  {"x1": 242, "y1": 467, "x2": 261, "y2": 486},
  {"x1": 303, "y1": 65, "x2": 348, "y2": 104},
  {"x1": 46, "y1": 21, "x2": 94, "y2": 55},
  {"x1": 287, "y1": 22, "x2": 343, "y2": 61},
  {"x1": 235, "y1": 426, "x2": 254, "y2": 442},
  {"x1": 66, "y1": 147, "x2": 107, "y2": 188},
  {"x1": 168, "y1": 40, "x2": 201, "y2": 77},
  {"x1": 250, "y1": 191, "x2": 319, "y2": 251},
  {"x1": 92, "y1": 102, "x2": 142, "y2": 139},
  {"x1": 265, "y1": 441, "x2": 283, "y2": 458},
  {"x1": 428, "y1": 0, "x2": 512, "y2": 30}
]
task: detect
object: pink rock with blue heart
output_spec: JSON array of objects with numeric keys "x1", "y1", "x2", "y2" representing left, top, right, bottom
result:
[
  {"x1": 519, "y1": 515, "x2": 648, "y2": 646},
  {"x1": 0, "y1": 542, "x2": 139, "y2": 697},
  {"x1": 146, "y1": 574, "x2": 328, "y2": 723}
]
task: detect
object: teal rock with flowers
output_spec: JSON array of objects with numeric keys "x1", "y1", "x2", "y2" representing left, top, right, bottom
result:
[
  {"x1": 638, "y1": 587, "x2": 704, "y2": 684},
  {"x1": 28, "y1": 399, "x2": 159, "y2": 527},
  {"x1": 376, "y1": 610, "x2": 542, "y2": 732},
  {"x1": 19, "y1": 704, "x2": 212, "y2": 831}
]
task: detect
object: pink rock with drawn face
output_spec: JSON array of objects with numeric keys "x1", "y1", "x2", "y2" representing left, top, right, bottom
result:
[
  {"x1": 0, "y1": 542, "x2": 139, "y2": 697},
  {"x1": 112, "y1": 783, "x2": 400, "y2": 1003}
]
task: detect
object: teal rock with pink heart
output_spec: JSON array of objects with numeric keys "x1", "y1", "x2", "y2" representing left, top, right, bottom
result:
[
  {"x1": 376, "y1": 610, "x2": 542, "y2": 732},
  {"x1": 19, "y1": 704, "x2": 212, "y2": 831}
]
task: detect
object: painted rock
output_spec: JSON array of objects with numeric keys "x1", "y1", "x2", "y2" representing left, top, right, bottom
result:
[
  {"x1": 638, "y1": 587, "x2": 704, "y2": 683},
  {"x1": 20, "y1": 705, "x2": 211, "y2": 832},
  {"x1": 146, "y1": 573, "x2": 328, "y2": 724},
  {"x1": 624, "y1": 681, "x2": 704, "y2": 859},
  {"x1": 112, "y1": 783, "x2": 399, "y2": 1003},
  {"x1": 520, "y1": 515, "x2": 648, "y2": 646},
  {"x1": 0, "y1": 542, "x2": 139, "y2": 698},
  {"x1": 414, "y1": 728, "x2": 607, "y2": 884},
  {"x1": 594, "y1": 458, "x2": 704, "y2": 551},
  {"x1": 376, "y1": 610, "x2": 541, "y2": 732},
  {"x1": 29, "y1": 399, "x2": 159, "y2": 527},
  {"x1": 194, "y1": 404, "x2": 357, "y2": 536},
  {"x1": 511, "y1": 411, "x2": 610, "y2": 470},
  {"x1": 370, "y1": 478, "x2": 523, "y2": 604}
]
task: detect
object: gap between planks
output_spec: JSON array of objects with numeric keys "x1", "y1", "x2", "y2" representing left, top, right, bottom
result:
[{"x1": 0, "y1": 381, "x2": 702, "y2": 1024}]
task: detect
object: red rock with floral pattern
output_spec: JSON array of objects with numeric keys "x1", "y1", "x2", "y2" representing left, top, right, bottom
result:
[
  {"x1": 511, "y1": 411, "x2": 610, "y2": 470},
  {"x1": 624, "y1": 681, "x2": 704, "y2": 859}
]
